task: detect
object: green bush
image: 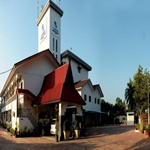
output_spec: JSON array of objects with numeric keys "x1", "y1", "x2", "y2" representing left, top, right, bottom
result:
[
  {"x1": 63, "y1": 119, "x2": 71, "y2": 131},
  {"x1": 146, "y1": 125, "x2": 150, "y2": 132},
  {"x1": 6, "y1": 122, "x2": 12, "y2": 129},
  {"x1": 74, "y1": 119, "x2": 79, "y2": 130},
  {"x1": 23, "y1": 126, "x2": 27, "y2": 132},
  {"x1": 136, "y1": 123, "x2": 140, "y2": 130},
  {"x1": 10, "y1": 127, "x2": 15, "y2": 135}
]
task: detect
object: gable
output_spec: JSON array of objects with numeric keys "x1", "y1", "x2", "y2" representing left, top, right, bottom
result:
[
  {"x1": 75, "y1": 79, "x2": 93, "y2": 91},
  {"x1": 1, "y1": 49, "x2": 59, "y2": 94},
  {"x1": 75, "y1": 79, "x2": 104, "y2": 98},
  {"x1": 61, "y1": 50, "x2": 92, "y2": 71},
  {"x1": 15, "y1": 49, "x2": 59, "y2": 70},
  {"x1": 93, "y1": 85, "x2": 104, "y2": 97},
  {"x1": 36, "y1": 63, "x2": 86, "y2": 105}
]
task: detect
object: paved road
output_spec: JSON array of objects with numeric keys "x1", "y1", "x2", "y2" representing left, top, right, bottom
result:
[{"x1": 0, "y1": 125, "x2": 150, "y2": 150}]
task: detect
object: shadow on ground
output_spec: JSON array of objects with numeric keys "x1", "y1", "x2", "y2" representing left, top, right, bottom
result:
[
  {"x1": 85, "y1": 125, "x2": 135, "y2": 137},
  {"x1": 0, "y1": 132, "x2": 93, "y2": 150},
  {"x1": 126, "y1": 136, "x2": 150, "y2": 150}
]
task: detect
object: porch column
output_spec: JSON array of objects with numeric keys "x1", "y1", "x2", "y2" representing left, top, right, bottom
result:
[
  {"x1": 57, "y1": 103, "x2": 61, "y2": 142},
  {"x1": 76, "y1": 105, "x2": 83, "y2": 116},
  {"x1": 58, "y1": 103, "x2": 67, "y2": 141}
]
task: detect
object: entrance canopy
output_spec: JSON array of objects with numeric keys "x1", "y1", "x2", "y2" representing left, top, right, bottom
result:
[{"x1": 36, "y1": 63, "x2": 86, "y2": 105}]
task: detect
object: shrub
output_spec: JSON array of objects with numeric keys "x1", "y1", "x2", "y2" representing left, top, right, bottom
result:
[
  {"x1": 6, "y1": 122, "x2": 12, "y2": 132},
  {"x1": 63, "y1": 119, "x2": 71, "y2": 131},
  {"x1": 136, "y1": 123, "x2": 140, "y2": 130},
  {"x1": 74, "y1": 120, "x2": 79, "y2": 130},
  {"x1": 23, "y1": 126, "x2": 27, "y2": 133},
  {"x1": 146, "y1": 125, "x2": 150, "y2": 132},
  {"x1": 10, "y1": 127, "x2": 15, "y2": 135}
]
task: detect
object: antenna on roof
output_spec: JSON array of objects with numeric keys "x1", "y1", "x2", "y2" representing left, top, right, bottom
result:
[
  {"x1": 58, "y1": 0, "x2": 61, "y2": 6},
  {"x1": 37, "y1": 0, "x2": 46, "y2": 18},
  {"x1": 40, "y1": 5, "x2": 44, "y2": 12},
  {"x1": 52, "y1": 0, "x2": 61, "y2": 6},
  {"x1": 37, "y1": 0, "x2": 39, "y2": 18},
  {"x1": 69, "y1": 47, "x2": 72, "y2": 62}
]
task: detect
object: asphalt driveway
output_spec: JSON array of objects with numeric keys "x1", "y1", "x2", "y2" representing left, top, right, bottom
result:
[{"x1": 0, "y1": 125, "x2": 150, "y2": 150}]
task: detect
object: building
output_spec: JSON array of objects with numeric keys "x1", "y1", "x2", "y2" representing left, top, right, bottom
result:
[
  {"x1": 61, "y1": 50, "x2": 104, "y2": 126},
  {"x1": 0, "y1": 0, "x2": 104, "y2": 141},
  {"x1": 1, "y1": 50, "x2": 59, "y2": 131},
  {"x1": 37, "y1": 0, "x2": 104, "y2": 126},
  {"x1": 0, "y1": 49, "x2": 85, "y2": 141}
]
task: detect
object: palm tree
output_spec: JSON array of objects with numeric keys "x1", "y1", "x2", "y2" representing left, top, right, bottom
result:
[{"x1": 125, "y1": 79, "x2": 136, "y2": 112}]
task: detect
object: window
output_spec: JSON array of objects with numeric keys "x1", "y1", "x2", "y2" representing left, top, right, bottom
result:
[
  {"x1": 95, "y1": 98, "x2": 96, "y2": 104},
  {"x1": 97, "y1": 99, "x2": 99, "y2": 104},
  {"x1": 53, "y1": 38, "x2": 55, "y2": 51},
  {"x1": 77, "y1": 64, "x2": 82, "y2": 73},
  {"x1": 89, "y1": 96, "x2": 91, "y2": 102},
  {"x1": 56, "y1": 39, "x2": 58, "y2": 52},
  {"x1": 20, "y1": 82, "x2": 23, "y2": 89},
  {"x1": 84, "y1": 94, "x2": 87, "y2": 101}
]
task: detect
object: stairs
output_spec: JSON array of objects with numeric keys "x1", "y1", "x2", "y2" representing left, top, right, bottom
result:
[{"x1": 22, "y1": 108, "x2": 37, "y2": 128}]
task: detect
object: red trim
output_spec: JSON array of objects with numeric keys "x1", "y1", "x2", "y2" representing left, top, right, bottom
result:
[{"x1": 16, "y1": 88, "x2": 36, "y2": 100}]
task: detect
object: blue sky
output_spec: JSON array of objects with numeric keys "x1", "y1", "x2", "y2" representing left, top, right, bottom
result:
[{"x1": 0, "y1": 0, "x2": 150, "y2": 104}]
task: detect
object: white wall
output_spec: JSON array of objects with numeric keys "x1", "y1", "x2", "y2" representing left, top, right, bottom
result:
[
  {"x1": 18, "y1": 117, "x2": 34, "y2": 131},
  {"x1": 93, "y1": 88, "x2": 101, "y2": 112},
  {"x1": 1, "y1": 99, "x2": 17, "y2": 129},
  {"x1": 50, "y1": 8, "x2": 61, "y2": 63},
  {"x1": 81, "y1": 83, "x2": 101, "y2": 113},
  {"x1": 70, "y1": 59, "x2": 89, "y2": 83},
  {"x1": 126, "y1": 112, "x2": 134, "y2": 125},
  {"x1": 1, "y1": 99, "x2": 17, "y2": 114},
  {"x1": 11, "y1": 99, "x2": 17, "y2": 129},
  {"x1": 38, "y1": 8, "x2": 50, "y2": 53},
  {"x1": 18, "y1": 56, "x2": 55, "y2": 96}
]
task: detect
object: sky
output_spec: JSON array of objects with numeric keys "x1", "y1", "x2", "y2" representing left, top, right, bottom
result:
[{"x1": 0, "y1": 0, "x2": 150, "y2": 104}]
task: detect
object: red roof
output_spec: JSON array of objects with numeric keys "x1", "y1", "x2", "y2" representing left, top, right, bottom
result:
[
  {"x1": 16, "y1": 88, "x2": 36, "y2": 100},
  {"x1": 36, "y1": 63, "x2": 86, "y2": 105},
  {"x1": 74, "y1": 78, "x2": 89, "y2": 88}
]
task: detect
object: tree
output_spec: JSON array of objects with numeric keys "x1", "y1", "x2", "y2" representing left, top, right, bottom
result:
[
  {"x1": 101, "y1": 99, "x2": 113, "y2": 112},
  {"x1": 101, "y1": 99, "x2": 114, "y2": 124},
  {"x1": 114, "y1": 97, "x2": 126, "y2": 116},
  {"x1": 101, "y1": 98, "x2": 126, "y2": 124},
  {"x1": 125, "y1": 65, "x2": 150, "y2": 115},
  {"x1": 125, "y1": 79, "x2": 136, "y2": 112},
  {"x1": 133, "y1": 65, "x2": 150, "y2": 113}
]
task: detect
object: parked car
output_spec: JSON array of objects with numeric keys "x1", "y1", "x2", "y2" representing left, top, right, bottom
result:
[{"x1": 50, "y1": 119, "x2": 56, "y2": 135}]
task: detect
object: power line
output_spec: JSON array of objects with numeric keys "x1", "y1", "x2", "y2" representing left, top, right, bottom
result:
[{"x1": 0, "y1": 68, "x2": 12, "y2": 75}]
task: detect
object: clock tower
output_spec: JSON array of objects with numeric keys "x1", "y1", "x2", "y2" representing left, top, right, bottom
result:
[{"x1": 36, "y1": 0, "x2": 63, "y2": 63}]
